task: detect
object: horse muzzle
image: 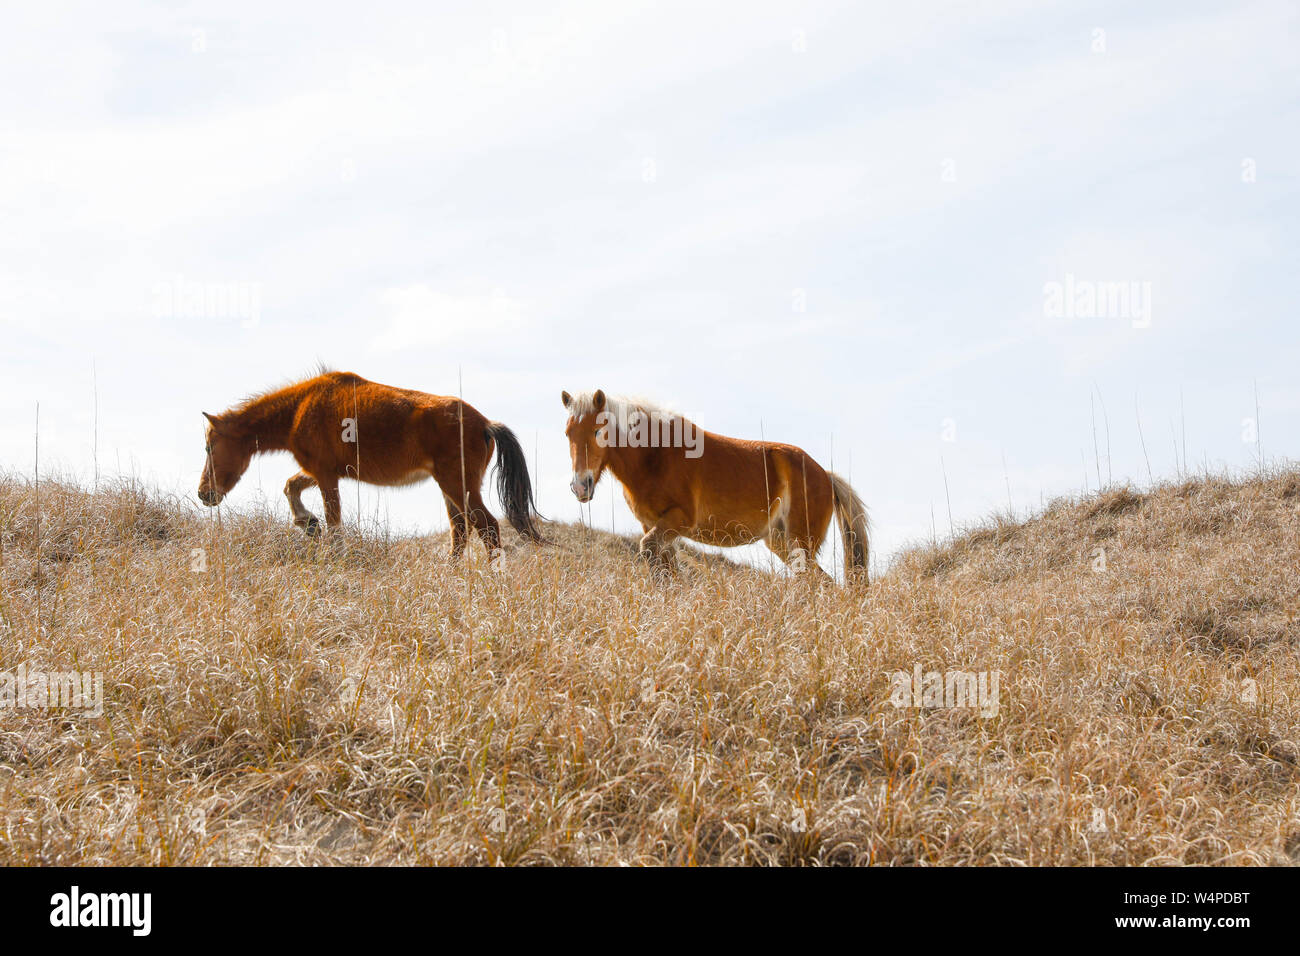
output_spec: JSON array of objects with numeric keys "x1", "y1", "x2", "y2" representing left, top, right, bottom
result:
[
  {"x1": 571, "y1": 473, "x2": 595, "y2": 502},
  {"x1": 198, "y1": 489, "x2": 224, "y2": 506}
]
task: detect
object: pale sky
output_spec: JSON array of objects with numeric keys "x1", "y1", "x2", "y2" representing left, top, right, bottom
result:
[{"x1": 2, "y1": 0, "x2": 1297, "y2": 575}]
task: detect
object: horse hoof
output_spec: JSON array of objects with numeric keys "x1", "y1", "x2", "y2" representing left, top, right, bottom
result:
[{"x1": 301, "y1": 516, "x2": 322, "y2": 537}]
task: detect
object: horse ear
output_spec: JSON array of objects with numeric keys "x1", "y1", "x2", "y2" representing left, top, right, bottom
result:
[
  {"x1": 202, "y1": 411, "x2": 220, "y2": 427},
  {"x1": 561, "y1": 391, "x2": 572, "y2": 409},
  {"x1": 592, "y1": 389, "x2": 606, "y2": 411}
]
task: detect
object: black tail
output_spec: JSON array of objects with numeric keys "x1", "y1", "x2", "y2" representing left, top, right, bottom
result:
[{"x1": 485, "y1": 422, "x2": 545, "y2": 542}]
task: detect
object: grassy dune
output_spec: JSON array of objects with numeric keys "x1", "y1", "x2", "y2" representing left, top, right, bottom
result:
[{"x1": 1, "y1": 469, "x2": 1298, "y2": 865}]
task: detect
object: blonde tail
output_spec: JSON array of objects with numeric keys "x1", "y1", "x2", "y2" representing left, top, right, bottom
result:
[{"x1": 829, "y1": 472, "x2": 870, "y2": 584}]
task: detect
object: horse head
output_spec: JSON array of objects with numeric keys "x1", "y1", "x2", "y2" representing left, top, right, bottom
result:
[
  {"x1": 561, "y1": 389, "x2": 614, "y2": 503},
  {"x1": 198, "y1": 411, "x2": 254, "y2": 505}
]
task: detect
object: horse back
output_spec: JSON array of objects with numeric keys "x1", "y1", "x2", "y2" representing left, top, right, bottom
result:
[
  {"x1": 617, "y1": 428, "x2": 829, "y2": 542},
  {"x1": 288, "y1": 373, "x2": 490, "y2": 481}
]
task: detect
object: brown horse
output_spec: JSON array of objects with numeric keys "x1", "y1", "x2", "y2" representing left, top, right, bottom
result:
[
  {"x1": 198, "y1": 370, "x2": 543, "y2": 555},
  {"x1": 561, "y1": 389, "x2": 870, "y2": 582}
]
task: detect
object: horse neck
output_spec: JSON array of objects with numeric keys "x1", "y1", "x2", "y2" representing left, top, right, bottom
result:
[
  {"x1": 227, "y1": 390, "x2": 298, "y2": 453},
  {"x1": 603, "y1": 439, "x2": 652, "y2": 491},
  {"x1": 602, "y1": 411, "x2": 695, "y2": 490}
]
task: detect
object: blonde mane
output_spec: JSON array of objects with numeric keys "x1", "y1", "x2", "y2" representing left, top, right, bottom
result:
[{"x1": 565, "y1": 391, "x2": 688, "y2": 436}]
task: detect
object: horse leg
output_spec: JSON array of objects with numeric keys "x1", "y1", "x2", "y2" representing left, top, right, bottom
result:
[
  {"x1": 465, "y1": 487, "x2": 502, "y2": 558},
  {"x1": 443, "y1": 494, "x2": 470, "y2": 558},
  {"x1": 767, "y1": 476, "x2": 832, "y2": 580},
  {"x1": 433, "y1": 458, "x2": 482, "y2": 560},
  {"x1": 284, "y1": 470, "x2": 322, "y2": 536},
  {"x1": 318, "y1": 476, "x2": 342, "y2": 532},
  {"x1": 770, "y1": 537, "x2": 831, "y2": 581},
  {"x1": 767, "y1": 511, "x2": 830, "y2": 581},
  {"x1": 639, "y1": 509, "x2": 687, "y2": 576},
  {"x1": 432, "y1": 450, "x2": 501, "y2": 560},
  {"x1": 638, "y1": 528, "x2": 678, "y2": 577}
]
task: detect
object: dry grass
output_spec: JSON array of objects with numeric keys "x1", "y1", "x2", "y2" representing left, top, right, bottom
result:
[{"x1": 1, "y1": 468, "x2": 1298, "y2": 865}]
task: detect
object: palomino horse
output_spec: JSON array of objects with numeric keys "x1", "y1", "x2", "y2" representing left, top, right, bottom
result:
[
  {"x1": 198, "y1": 370, "x2": 543, "y2": 555},
  {"x1": 561, "y1": 390, "x2": 870, "y2": 582}
]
